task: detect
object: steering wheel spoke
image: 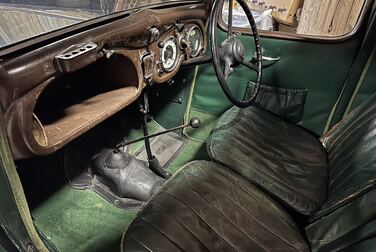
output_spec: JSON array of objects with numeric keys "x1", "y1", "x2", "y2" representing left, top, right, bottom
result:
[
  {"x1": 240, "y1": 59, "x2": 259, "y2": 72},
  {"x1": 227, "y1": 0, "x2": 233, "y2": 38},
  {"x1": 223, "y1": 60, "x2": 233, "y2": 81}
]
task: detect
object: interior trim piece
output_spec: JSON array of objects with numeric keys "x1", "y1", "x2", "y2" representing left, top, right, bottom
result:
[
  {"x1": 218, "y1": 0, "x2": 374, "y2": 43},
  {"x1": 0, "y1": 108, "x2": 48, "y2": 252}
]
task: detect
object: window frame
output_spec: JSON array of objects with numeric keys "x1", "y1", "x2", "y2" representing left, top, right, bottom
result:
[
  {"x1": 0, "y1": 0, "x2": 202, "y2": 58},
  {"x1": 218, "y1": 0, "x2": 374, "y2": 43}
]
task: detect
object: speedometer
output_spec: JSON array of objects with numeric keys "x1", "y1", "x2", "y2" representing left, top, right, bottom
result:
[
  {"x1": 161, "y1": 37, "x2": 179, "y2": 72},
  {"x1": 187, "y1": 26, "x2": 203, "y2": 57}
]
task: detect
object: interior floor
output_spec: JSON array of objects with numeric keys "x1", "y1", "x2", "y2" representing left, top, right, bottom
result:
[{"x1": 16, "y1": 97, "x2": 219, "y2": 252}]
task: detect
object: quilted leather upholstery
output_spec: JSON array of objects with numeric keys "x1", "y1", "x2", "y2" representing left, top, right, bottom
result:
[
  {"x1": 122, "y1": 161, "x2": 309, "y2": 252},
  {"x1": 207, "y1": 106, "x2": 328, "y2": 216}
]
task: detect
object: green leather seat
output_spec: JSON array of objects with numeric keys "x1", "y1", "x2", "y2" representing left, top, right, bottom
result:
[{"x1": 122, "y1": 96, "x2": 376, "y2": 251}]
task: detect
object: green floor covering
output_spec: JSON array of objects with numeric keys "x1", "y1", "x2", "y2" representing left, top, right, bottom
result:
[
  {"x1": 32, "y1": 117, "x2": 214, "y2": 252},
  {"x1": 33, "y1": 188, "x2": 137, "y2": 252}
]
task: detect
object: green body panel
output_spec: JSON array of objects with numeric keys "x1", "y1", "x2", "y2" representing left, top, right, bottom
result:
[
  {"x1": 350, "y1": 49, "x2": 376, "y2": 111},
  {"x1": 150, "y1": 67, "x2": 197, "y2": 129},
  {"x1": 0, "y1": 109, "x2": 36, "y2": 251},
  {"x1": 0, "y1": 162, "x2": 30, "y2": 251},
  {"x1": 192, "y1": 29, "x2": 364, "y2": 135}
]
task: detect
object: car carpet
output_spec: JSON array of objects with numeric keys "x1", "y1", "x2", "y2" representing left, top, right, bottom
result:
[{"x1": 31, "y1": 120, "x2": 211, "y2": 252}]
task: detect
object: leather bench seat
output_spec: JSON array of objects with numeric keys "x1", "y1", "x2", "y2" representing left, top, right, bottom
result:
[{"x1": 122, "y1": 161, "x2": 310, "y2": 251}]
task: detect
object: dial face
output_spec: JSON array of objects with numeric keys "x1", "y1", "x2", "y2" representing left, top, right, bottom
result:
[
  {"x1": 187, "y1": 26, "x2": 203, "y2": 57},
  {"x1": 161, "y1": 37, "x2": 179, "y2": 72}
]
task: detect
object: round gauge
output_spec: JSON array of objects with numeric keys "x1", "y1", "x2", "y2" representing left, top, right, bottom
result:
[
  {"x1": 187, "y1": 26, "x2": 203, "y2": 57},
  {"x1": 161, "y1": 37, "x2": 179, "y2": 72}
]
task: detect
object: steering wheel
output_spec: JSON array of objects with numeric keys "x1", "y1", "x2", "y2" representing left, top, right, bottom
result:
[{"x1": 210, "y1": 0, "x2": 262, "y2": 108}]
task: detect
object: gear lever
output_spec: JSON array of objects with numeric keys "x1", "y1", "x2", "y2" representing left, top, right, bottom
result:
[{"x1": 115, "y1": 92, "x2": 201, "y2": 178}]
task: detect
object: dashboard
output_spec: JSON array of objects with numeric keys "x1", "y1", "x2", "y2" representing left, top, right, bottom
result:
[{"x1": 0, "y1": 4, "x2": 209, "y2": 159}]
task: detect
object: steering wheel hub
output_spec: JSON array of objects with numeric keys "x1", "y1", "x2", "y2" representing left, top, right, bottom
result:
[{"x1": 220, "y1": 38, "x2": 245, "y2": 67}]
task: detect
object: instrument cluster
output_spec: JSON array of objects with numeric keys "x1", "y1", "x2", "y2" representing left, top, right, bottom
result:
[
  {"x1": 142, "y1": 23, "x2": 205, "y2": 84},
  {"x1": 158, "y1": 24, "x2": 204, "y2": 73}
]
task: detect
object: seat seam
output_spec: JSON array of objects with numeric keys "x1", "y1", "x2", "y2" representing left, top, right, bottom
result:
[
  {"x1": 211, "y1": 132, "x2": 324, "y2": 204},
  {"x1": 164, "y1": 191, "x2": 239, "y2": 252},
  {"x1": 129, "y1": 234, "x2": 153, "y2": 252},
  {"x1": 194, "y1": 166, "x2": 298, "y2": 228},
  {"x1": 187, "y1": 171, "x2": 305, "y2": 250},
  {"x1": 140, "y1": 216, "x2": 184, "y2": 252},
  {"x1": 151, "y1": 202, "x2": 210, "y2": 251},
  {"x1": 179, "y1": 173, "x2": 270, "y2": 252},
  {"x1": 212, "y1": 153, "x2": 319, "y2": 213},
  {"x1": 187, "y1": 179, "x2": 304, "y2": 251}
]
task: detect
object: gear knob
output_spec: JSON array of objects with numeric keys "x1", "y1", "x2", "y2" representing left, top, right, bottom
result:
[{"x1": 189, "y1": 117, "x2": 201, "y2": 128}]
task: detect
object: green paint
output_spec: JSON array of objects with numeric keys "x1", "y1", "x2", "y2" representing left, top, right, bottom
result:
[{"x1": 349, "y1": 47, "x2": 376, "y2": 111}]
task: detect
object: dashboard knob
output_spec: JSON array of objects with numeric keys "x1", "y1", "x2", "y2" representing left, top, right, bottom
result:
[
  {"x1": 158, "y1": 41, "x2": 165, "y2": 48},
  {"x1": 175, "y1": 23, "x2": 185, "y2": 32},
  {"x1": 179, "y1": 38, "x2": 189, "y2": 49}
]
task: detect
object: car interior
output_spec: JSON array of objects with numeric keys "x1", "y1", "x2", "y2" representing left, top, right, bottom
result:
[{"x1": 1, "y1": 0, "x2": 376, "y2": 251}]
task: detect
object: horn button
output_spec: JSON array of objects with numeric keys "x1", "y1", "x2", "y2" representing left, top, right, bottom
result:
[{"x1": 219, "y1": 37, "x2": 245, "y2": 67}]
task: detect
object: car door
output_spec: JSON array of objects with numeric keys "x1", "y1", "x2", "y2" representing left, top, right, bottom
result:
[{"x1": 191, "y1": 0, "x2": 375, "y2": 136}]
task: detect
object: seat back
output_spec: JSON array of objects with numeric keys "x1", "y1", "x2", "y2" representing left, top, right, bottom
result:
[
  {"x1": 306, "y1": 95, "x2": 376, "y2": 251},
  {"x1": 320, "y1": 94, "x2": 376, "y2": 214}
]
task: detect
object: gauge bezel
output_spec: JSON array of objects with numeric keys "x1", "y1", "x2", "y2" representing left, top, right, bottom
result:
[
  {"x1": 187, "y1": 25, "x2": 203, "y2": 58},
  {"x1": 160, "y1": 36, "x2": 180, "y2": 72}
]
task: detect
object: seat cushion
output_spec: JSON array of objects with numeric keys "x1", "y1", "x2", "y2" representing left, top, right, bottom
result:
[
  {"x1": 122, "y1": 161, "x2": 309, "y2": 252},
  {"x1": 207, "y1": 106, "x2": 328, "y2": 216}
]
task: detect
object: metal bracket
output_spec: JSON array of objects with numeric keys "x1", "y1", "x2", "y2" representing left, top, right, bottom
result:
[
  {"x1": 55, "y1": 42, "x2": 98, "y2": 73},
  {"x1": 251, "y1": 54, "x2": 280, "y2": 68},
  {"x1": 141, "y1": 52, "x2": 155, "y2": 85}
]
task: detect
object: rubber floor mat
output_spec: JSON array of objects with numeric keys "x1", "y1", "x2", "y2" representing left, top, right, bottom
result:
[{"x1": 135, "y1": 132, "x2": 186, "y2": 168}]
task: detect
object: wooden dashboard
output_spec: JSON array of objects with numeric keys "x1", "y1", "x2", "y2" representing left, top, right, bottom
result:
[{"x1": 0, "y1": 3, "x2": 209, "y2": 159}]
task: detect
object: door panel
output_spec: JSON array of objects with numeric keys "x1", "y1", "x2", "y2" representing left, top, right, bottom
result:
[
  {"x1": 192, "y1": 28, "x2": 364, "y2": 135},
  {"x1": 350, "y1": 54, "x2": 376, "y2": 111}
]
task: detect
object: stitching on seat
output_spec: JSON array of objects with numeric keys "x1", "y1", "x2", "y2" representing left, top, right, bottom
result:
[
  {"x1": 211, "y1": 130, "x2": 324, "y2": 205},
  {"x1": 164, "y1": 191, "x2": 240, "y2": 252},
  {"x1": 180, "y1": 173, "x2": 270, "y2": 252},
  {"x1": 211, "y1": 154, "x2": 316, "y2": 214},
  {"x1": 185, "y1": 176, "x2": 303, "y2": 251},
  {"x1": 195, "y1": 165, "x2": 297, "y2": 228},
  {"x1": 324, "y1": 103, "x2": 376, "y2": 154},
  {"x1": 328, "y1": 132, "x2": 376, "y2": 189},
  {"x1": 188, "y1": 170, "x2": 304, "y2": 250},
  {"x1": 328, "y1": 122, "x2": 376, "y2": 168},
  {"x1": 140, "y1": 217, "x2": 184, "y2": 252},
  {"x1": 129, "y1": 234, "x2": 153, "y2": 252},
  {"x1": 150, "y1": 202, "x2": 210, "y2": 251}
]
